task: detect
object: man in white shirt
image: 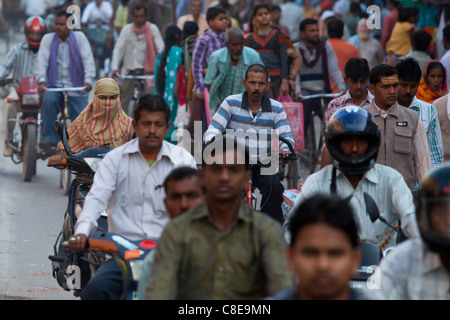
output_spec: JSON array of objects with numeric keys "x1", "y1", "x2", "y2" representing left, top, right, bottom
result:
[
  {"x1": 111, "y1": 4, "x2": 164, "y2": 115},
  {"x1": 369, "y1": 164, "x2": 450, "y2": 300},
  {"x1": 280, "y1": 0, "x2": 304, "y2": 43},
  {"x1": 81, "y1": 0, "x2": 114, "y2": 26},
  {"x1": 177, "y1": 0, "x2": 208, "y2": 35},
  {"x1": 68, "y1": 94, "x2": 196, "y2": 300},
  {"x1": 288, "y1": 106, "x2": 420, "y2": 251}
]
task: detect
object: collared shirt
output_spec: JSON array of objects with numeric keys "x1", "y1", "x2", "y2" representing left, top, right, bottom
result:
[
  {"x1": 325, "y1": 89, "x2": 374, "y2": 124},
  {"x1": 289, "y1": 164, "x2": 420, "y2": 250},
  {"x1": 369, "y1": 238, "x2": 450, "y2": 300},
  {"x1": 75, "y1": 139, "x2": 197, "y2": 241},
  {"x1": 204, "y1": 92, "x2": 295, "y2": 162},
  {"x1": 35, "y1": 31, "x2": 96, "y2": 94},
  {"x1": 0, "y1": 41, "x2": 38, "y2": 82},
  {"x1": 110, "y1": 23, "x2": 164, "y2": 73},
  {"x1": 191, "y1": 28, "x2": 226, "y2": 93},
  {"x1": 145, "y1": 201, "x2": 293, "y2": 299},
  {"x1": 408, "y1": 96, "x2": 444, "y2": 167}
]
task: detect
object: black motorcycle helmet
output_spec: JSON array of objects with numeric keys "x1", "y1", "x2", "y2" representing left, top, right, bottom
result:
[
  {"x1": 325, "y1": 106, "x2": 380, "y2": 175},
  {"x1": 416, "y1": 163, "x2": 450, "y2": 259}
]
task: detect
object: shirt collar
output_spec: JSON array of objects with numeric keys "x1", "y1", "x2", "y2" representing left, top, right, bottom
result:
[
  {"x1": 336, "y1": 165, "x2": 379, "y2": 184},
  {"x1": 205, "y1": 28, "x2": 225, "y2": 40},
  {"x1": 123, "y1": 138, "x2": 174, "y2": 163},
  {"x1": 369, "y1": 100, "x2": 400, "y2": 119},
  {"x1": 343, "y1": 90, "x2": 374, "y2": 106},
  {"x1": 241, "y1": 91, "x2": 272, "y2": 112}
]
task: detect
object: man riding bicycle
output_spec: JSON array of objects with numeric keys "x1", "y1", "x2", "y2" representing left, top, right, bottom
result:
[{"x1": 204, "y1": 63, "x2": 294, "y2": 224}]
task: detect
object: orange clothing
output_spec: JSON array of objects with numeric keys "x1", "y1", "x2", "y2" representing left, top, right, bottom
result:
[{"x1": 327, "y1": 38, "x2": 360, "y2": 93}]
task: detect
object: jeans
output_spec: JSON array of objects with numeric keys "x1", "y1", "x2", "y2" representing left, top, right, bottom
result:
[
  {"x1": 80, "y1": 258, "x2": 124, "y2": 300},
  {"x1": 40, "y1": 92, "x2": 87, "y2": 146}
]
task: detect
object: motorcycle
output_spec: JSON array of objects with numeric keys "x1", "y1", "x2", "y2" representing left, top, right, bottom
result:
[
  {"x1": 3, "y1": 76, "x2": 45, "y2": 181},
  {"x1": 48, "y1": 120, "x2": 113, "y2": 297}
]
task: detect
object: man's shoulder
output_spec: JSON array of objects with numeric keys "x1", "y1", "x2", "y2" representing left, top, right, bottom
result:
[
  {"x1": 163, "y1": 141, "x2": 196, "y2": 165},
  {"x1": 372, "y1": 163, "x2": 404, "y2": 180}
]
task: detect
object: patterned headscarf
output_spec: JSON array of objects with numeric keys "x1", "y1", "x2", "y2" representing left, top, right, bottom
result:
[{"x1": 60, "y1": 78, "x2": 134, "y2": 153}]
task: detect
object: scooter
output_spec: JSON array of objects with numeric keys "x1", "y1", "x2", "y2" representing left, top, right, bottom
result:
[
  {"x1": 48, "y1": 120, "x2": 113, "y2": 297},
  {"x1": 3, "y1": 76, "x2": 46, "y2": 181}
]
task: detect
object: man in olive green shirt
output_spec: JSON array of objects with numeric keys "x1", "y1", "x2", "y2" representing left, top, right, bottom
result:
[{"x1": 145, "y1": 134, "x2": 293, "y2": 299}]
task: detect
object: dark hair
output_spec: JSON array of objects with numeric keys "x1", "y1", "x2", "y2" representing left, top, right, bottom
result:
[
  {"x1": 300, "y1": 18, "x2": 318, "y2": 32},
  {"x1": 369, "y1": 64, "x2": 399, "y2": 85},
  {"x1": 133, "y1": 94, "x2": 171, "y2": 123},
  {"x1": 349, "y1": 2, "x2": 362, "y2": 14},
  {"x1": 271, "y1": 4, "x2": 281, "y2": 12},
  {"x1": 206, "y1": 6, "x2": 226, "y2": 24},
  {"x1": 345, "y1": 58, "x2": 370, "y2": 81},
  {"x1": 395, "y1": 56, "x2": 422, "y2": 83},
  {"x1": 385, "y1": 0, "x2": 401, "y2": 8},
  {"x1": 252, "y1": 3, "x2": 271, "y2": 16},
  {"x1": 56, "y1": 9, "x2": 72, "y2": 19},
  {"x1": 156, "y1": 25, "x2": 182, "y2": 97},
  {"x1": 202, "y1": 133, "x2": 250, "y2": 169},
  {"x1": 245, "y1": 63, "x2": 269, "y2": 82},
  {"x1": 412, "y1": 30, "x2": 432, "y2": 52},
  {"x1": 163, "y1": 166, "x2": 201, "y2": 194},
  {"x1": 327, "y1": 18, "x2": 344, "y2": 39},
  {"x1": 398, "y1": 6, "x2": 418, "y2": 22},
  {"x1": 183, "y1": 21, "x2": 199, "y2": 39},
  {"x1": 443, "y1": 23, "x2": 450, "y2": 43},
  {"x1": 132, "y1": 4, "x2": 148, "y2": 16},
  {"x1": 288, "y1": 194, "x2": 359, "y2": 247}
]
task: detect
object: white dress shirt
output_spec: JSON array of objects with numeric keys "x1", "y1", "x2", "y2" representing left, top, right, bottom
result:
[
  {"x1": 81, "y1": 1, "x2": 114, "y2": 25},
  {"x1": 111, "y1": 23, "x2": 164, "y2": 73},
  {"x1": 369, "y1": 238, "x2": 450, "y2": 300},
  {"x1": 288, "y1": 164, "x2": 420, "y2": 249},
  {"x1": 75, "y1": 139, "x2": 197, "y2": 241}
]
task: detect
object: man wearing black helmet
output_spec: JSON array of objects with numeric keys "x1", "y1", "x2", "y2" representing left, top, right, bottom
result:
[
  {"x1": 288, "y1": 106, "x2": 419, "y2": 250},
  {"x1": 370, "y1": 163, "x2": 450, "y2": 299}
]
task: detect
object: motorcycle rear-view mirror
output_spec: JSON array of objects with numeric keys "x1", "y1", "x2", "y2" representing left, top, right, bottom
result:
[
  {"x1": 54, "y1": 120, "x2": 73, "y2": 156},
  {"x1": 364, "y1": 192, "x2": 380, "y2": 223}
]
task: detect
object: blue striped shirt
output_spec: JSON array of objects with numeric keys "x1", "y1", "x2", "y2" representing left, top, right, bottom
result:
[
  {"x1": 409, "y1": 97, "x2": 444, "y2": 167},
  {"x1": 204, "y1": 92, "x2": 294, "y2": 163},
  {"x1": 0, "y1": 41, "x2": 37, "y2": 82}
]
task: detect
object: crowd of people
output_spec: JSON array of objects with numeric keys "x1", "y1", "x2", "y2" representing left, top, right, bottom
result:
[{"x1": 1, "y1": 0, "x2": 450, "y2": 301}]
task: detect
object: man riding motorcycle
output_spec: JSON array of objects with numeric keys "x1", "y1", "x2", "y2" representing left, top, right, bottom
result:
[
  {"x1": 287, "y1": 106, "x2": 420, "y2": 250},
  {"x1": 0, "y1": 16, "x2": 46, "y2": 157}
]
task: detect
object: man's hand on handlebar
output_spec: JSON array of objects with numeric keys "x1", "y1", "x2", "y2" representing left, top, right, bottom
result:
[
  {"x1": 68, "y1": 233, "x2": 88, "y2": 251},
  {"x1": 84, "y1": 82, "x2": 92, "y2": 92},
  {"x1": 38, "y1": 82, "x2": 46, "y2": 94}
]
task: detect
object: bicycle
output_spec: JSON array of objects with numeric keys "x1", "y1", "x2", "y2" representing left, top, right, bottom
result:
[
  {"x1": 43, "y1": 86, "x2": 87, "y2": 195},
  {"x1": 296, "y1": 91, "x2": 345, "y2": 180},
  {"x1": 115, "y1": 73, "x2": 154, "y2": 117}
]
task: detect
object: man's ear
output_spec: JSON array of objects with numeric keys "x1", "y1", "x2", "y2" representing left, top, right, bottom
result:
[
  {"x1": 368, "y1": 83, "x2": 375, "y2": 95},
  {"x1": 242, "y1": 78, "x2": 247, "y2": 90}
]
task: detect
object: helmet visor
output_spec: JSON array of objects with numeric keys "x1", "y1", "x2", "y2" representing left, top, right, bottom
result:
[{"x1": 27, "y1": 30, "x2": 44, "y2": 42}]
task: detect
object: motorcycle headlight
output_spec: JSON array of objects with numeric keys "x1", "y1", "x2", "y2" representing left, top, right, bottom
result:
[
  {"x1": 84, "y1": 157, "x2": 104, "y2": 173},
  {"x1": 22, "y1": 93, "x2": 40, "y2": 105}
]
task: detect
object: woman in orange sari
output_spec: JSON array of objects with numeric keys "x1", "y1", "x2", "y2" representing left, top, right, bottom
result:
[{"x1": 416, "y1": 60, "x2": 448, "y2": 104}]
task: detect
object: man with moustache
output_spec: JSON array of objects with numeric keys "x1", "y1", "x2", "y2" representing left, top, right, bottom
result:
[
  {"x1": 364, "y1": 64, "x2": 431, "y2": 193},
  {"x1": 395, "y1": 57, "x2": 443, "y2": 168},
  {"x1": 204, "y1": 63, "x2": 294, "y2": 224},
  {"x1": 68, "y1": 94, "x2": 196, "y2": 300}
]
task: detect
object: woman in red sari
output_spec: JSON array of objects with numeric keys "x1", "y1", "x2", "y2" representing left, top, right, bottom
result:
[{"x1": 416, "y1": 60, "x2": 448, "y2": 104}]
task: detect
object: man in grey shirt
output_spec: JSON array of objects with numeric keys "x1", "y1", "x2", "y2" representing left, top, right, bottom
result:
[{"x1": 36, "y1": 10, "x2": 95, "y2": 155}]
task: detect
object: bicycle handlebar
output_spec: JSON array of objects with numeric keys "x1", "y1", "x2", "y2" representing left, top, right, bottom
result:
[
  {"x1": 115, "y1": 73, "x2": 154, "y2": 80},
  {"x1": 43, "y1": 87, "x2": 87, "y2": 92},
  {"x1": 298, "y1": 91, "x2": 345, "y2": 100}
]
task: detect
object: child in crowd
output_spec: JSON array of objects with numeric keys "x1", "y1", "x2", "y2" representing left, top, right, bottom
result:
[{"x1": 245, "y1": 3, "x2": 289, "y2": 99}]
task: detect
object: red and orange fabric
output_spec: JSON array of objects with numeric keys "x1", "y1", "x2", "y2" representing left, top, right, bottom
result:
[
  {"x1": 416, "y1": 60, "x2": 448, "y2": 104},
  {"x1": 59, "y1": 78, "x2": 134, "y2": 153}
]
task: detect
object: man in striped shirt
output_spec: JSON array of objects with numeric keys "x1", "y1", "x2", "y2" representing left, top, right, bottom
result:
[
  {"x1": 395, "y1": 57, "x2": 444, "y2": 168},
  {"x1": 204, "y1": 64, "x2": 294, "y2": 224}
]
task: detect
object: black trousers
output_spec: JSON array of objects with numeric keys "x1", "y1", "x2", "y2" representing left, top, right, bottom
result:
[
  {"x1": 250, "y1": 164, "x2": 285, "y2": 225},
  {"x1": 80, "y1": 258, "x2": 123, "y2": 300}
]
